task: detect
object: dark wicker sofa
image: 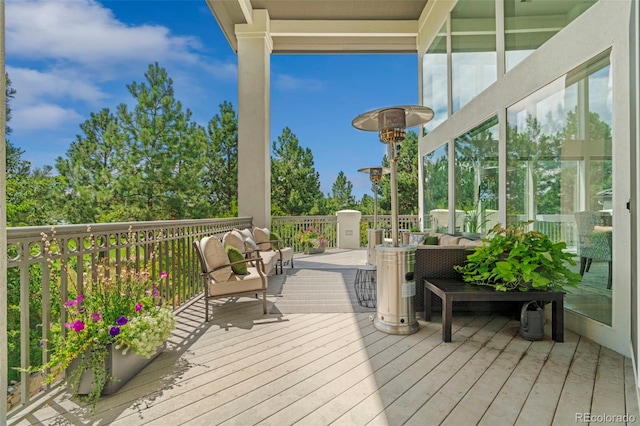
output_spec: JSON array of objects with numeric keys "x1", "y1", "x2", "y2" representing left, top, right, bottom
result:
[{"x1": 414, "y1": 245, "x2": 520, "y2": 317}]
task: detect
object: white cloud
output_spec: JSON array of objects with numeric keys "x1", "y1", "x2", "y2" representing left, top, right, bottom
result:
[
  {"x1": 274, "y1": 74, "x2": 324, "y2": 91},
  {"x1": 6, "y1": 0, "x2": 202, "y2": 69},
  {"x1": 12, "y1": 103, "x2": 83, "y2": 132},
  {"x1": 8, "y1": 66, "x2": 108, "y2": 106},
  {"x1": 5, "y1": 0, "x2": 239, "y2": 134}
]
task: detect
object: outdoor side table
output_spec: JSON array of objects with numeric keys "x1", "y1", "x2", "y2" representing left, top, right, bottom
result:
[
  {"x1": 424, "y1": 278, "x2": 564, "y2": 343},
  {"x1": 355, "y1": 265, "x2": 377, "y2": 308}
]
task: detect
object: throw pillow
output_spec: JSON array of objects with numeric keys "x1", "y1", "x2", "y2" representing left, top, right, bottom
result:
[
  {"x1": 423, "y1": 235, "x2": 439, "y2": 245},
  {"x1": 270, "y1": 231, "x2": 282, "y2": 249},
  {"x1": 226, "y1": 246, "x2": 248, "y2": 275}
]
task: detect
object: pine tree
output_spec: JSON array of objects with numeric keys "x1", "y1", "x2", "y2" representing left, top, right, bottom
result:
[
  {"x1": 326, "y1": 171, "x2": 356, "y2": 213},
  {"x1": 201, "y1": 101, "x2": 238, "y2": 217},
  {"x1": 271, "y1": 127, "x2": 323, "y2": 215},
  {"x1": 116, "y1": 63, "x2": 208, "y2": 220}
]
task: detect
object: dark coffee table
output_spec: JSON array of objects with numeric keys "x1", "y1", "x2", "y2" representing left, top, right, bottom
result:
[{"x1": 423, "y1": 278, "x2": 564, "y2": 342}]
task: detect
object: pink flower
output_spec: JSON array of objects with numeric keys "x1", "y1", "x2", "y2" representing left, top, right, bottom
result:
[
  {"x1": 69, "y1": 321, "x2": 85, "y2": 332},
  {"x1": 91, "y1": 312, "x2": 101, "y2": 322},
  {"x1": 160, "y1": 271, "x2": 169, "y2": 279},
  {"x1": 135, "y1": 303, "x2": 143, "y2": 312}
]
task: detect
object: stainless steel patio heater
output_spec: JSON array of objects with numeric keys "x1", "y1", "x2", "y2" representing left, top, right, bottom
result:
[
  {"x1": 358, "y1": 166, "x2": 390, "y2": 265},
  {"x1": 352, "y1": 105, "x2": 434, "y2": 335},
  {"x1": 358, "y1": 166, "x2": 390, "y2": 230}
]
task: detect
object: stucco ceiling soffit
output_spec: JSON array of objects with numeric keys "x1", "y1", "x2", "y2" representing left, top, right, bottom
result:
[
  {"x1": 208, "y1": 0, "x2": 431, "y2": 53},
  {"x1": 270, "y1": 20, "x2": 417, "y2": 38},
  {"x1": 272, "y1": 37, "x2": 417, "y2": 54}
]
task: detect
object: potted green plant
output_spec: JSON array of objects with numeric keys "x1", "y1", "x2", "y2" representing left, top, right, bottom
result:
[
  {"x1": 29, "y1": 231, "x2": 175, "y2": 410},
  {"x1": 454, "y1": 222, "x2": 581, "y2": 292},
  {"x1": 296, "y1": 227, "x2": 328, "y2": 254},
  {"x1": 462, "y1": 202, "x2": 488, "y2": 239}
]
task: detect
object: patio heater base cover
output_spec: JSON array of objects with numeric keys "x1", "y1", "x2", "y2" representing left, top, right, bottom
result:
[{"x1": 374, "y1": 245, "x2": 419, "y2": 335}]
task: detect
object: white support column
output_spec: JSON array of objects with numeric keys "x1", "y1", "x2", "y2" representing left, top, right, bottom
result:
[{"x1": 236, "y1": 10, "x2": 272, "y2": 228}]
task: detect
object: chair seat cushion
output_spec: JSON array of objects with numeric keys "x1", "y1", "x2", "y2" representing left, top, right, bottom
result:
[
  {"x1": 207, "y1": 267, "x2": 265, "y2": 296},
  {"x1": 279, "y1": 246, "x2": 294, "y2": 263}
]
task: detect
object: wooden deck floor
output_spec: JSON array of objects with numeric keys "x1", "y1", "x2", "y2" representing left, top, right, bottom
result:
[{"x1": 11, "y1": 250, "x2": 640, "y2": 425}]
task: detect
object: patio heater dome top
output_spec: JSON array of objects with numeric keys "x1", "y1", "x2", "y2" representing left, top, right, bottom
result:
[
  {"x1": 358, "y1": 166, "x2": 391, "y2": 183},
  {"x1": 352, "y1": 105, "x2": 434, "y2": 143}
]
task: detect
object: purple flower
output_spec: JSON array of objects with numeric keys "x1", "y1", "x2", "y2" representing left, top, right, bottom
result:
[
  {"x1": 90, "y1": 312, "x2": 101, "y2": 322},
  {"x1": 152, "y1": 285, "x2": 159, "y2": 298},
  {"x1": 116, "y1": 316, "x2": 128, "y2": 326},
  {"x1": 70, "y1": 321, "x2": 85, "y2": 332},
  {"x1": 135, "y1": 303, "x2": 142, "y2": 312},
  {"x1": 160, "y1": 271, "x2": 169, "y2": 279},
  {"x1": 109, "y1": 327, "x2": 120, "y2": 337},
  {"x1": 64, "y1": 295, "x2": 84, "y2": 307},
  {"x1": 157, "y1": 300, "x2": 163, "y2": 307}
]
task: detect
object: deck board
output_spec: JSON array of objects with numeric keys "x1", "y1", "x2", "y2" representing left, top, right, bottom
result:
[{"x1": 9, "y1": 249, "x2": 639, "y2": 426}]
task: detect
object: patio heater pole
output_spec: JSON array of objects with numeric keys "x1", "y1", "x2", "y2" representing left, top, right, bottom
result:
[
  {"x1": 352, "y1": 106, "x2": 434, "y2": 335},
  {"x1": 358, "y1": 167, "x2": 389, "y2": 230}
]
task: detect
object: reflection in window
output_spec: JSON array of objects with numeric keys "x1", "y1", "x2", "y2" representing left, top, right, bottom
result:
[
  {"x1": 423, "y1": 23, "x2": 448, "y2": 134},
  {"x1": 454, "y1": 116, "x2": 499, "y2": 237},
  {"x1": 506, "y1": 50, "x2": 612, "y2": 325},
  {"x1": 423, "y1": 144, "x2": 449, "y2": 232},
  {"x1": 505, "y1": 0, "x2": 597, "y2": 72},
  {"x1": 451, "y1": 0, "x2": 496, "y2": 113}
]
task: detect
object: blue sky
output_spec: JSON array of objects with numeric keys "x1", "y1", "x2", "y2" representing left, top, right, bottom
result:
[{"x1": 6, "y1": 0, "x2": 418, "y2": 198}]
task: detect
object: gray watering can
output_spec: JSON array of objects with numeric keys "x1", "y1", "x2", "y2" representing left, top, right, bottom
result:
[{"x1": 520, "y1": 301, "x2": 545, "y2": 341}]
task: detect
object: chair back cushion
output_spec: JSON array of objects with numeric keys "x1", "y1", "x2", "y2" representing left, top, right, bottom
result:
[
  {"x1": 235, "y1": 228, "x2": 259, "y2": 251},
  {"x1": 200, "y1": 236, "x2": 232, "y2": 282},
  {"x1": 223, "y1": 230, "x2": 245, "y2": 253},
  {"x1": 253, "y1": 227, "x2": 270, "y2": 244}
]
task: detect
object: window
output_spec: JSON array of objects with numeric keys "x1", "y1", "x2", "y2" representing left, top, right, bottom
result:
[
  {"x1": 506, "y1": 50, "x2": 612, "y2": 324},
  {"x1": 505, "y1": 0, "x2": 598, "y2": 72},
  {"x1": 423, "y1": 144, "x2": 449, "y2": 232},
  {"x1": 451, "y1": 0, "x2": 497, "y2": 113},
  {"x1": 454, "y1": 116, "x2": 499, "y2": 237},
  {"x1": 422, "y1": 23, "x2": 448, "y2": 134}
]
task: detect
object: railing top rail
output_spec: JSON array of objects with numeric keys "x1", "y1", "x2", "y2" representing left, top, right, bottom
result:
[
  {"x1": 7, "y1": 217, "x2": 253, "y2": 240},
  {"x1": 272, "y1": 216, "x2": 337, "y2": 221}
]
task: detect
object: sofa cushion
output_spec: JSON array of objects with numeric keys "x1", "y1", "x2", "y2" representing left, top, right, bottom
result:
[
  {"x1": 200, "y1": 236, "x2": 232, "y2": 282},
  {"x1": 226, "y1": 246, "x2": 248, "y2": 275},
  {"x1": 440, "y1": 234, "x2": 462, "y2": 246},
  {"x1": 408, "y1": 232, "x2": 426, "y2": 246},
  {"x1": 423, "y1": 235, "x2": 439, "y2": 245},
  {"x1": 459, "y1": 238, "x2": 483, "y2": 247}
]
